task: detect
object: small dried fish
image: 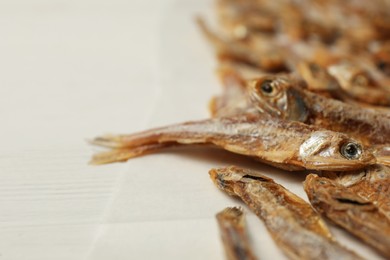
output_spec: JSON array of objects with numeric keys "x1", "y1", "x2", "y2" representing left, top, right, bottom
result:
[
  {"x1": 296, "y1": 61, "x2": 360, "y2": 103},
  {"x1": 209, "y1": 166, "x2": 363, "y2": 260},
  {"x1": 197, "y1": 18, "x2": 287, "y2": 72},
  {"x1": 304, "y1": 173, "x2": 390, "y2": 258},
  {"x1": 297, "y1": 61, "x2": 340, "y2": 94},
  {"x1": 322, "y1": 164, "x2": 390, "y2": 219},
  {"x1": 216, "y1": 207, "x2": 258, "y2": 260},
  {"x1": 247, "y1": 75, "x2": 390, "y2": 147},
  {"x1": 328, "y1": 61, "x2": 390, "y2": 106},
  {"x1": 216, "y1": 0, "x2": 276, "y2": 38},
  {"x1": 217, "y1": 61, "x2": 267, "y2": 82},
  {"x1": 278, "y1": 3, "x2": 338, "y2": 43},
  {"x1": 209, "y1": 66, "x2": 254, "y2": 118},
  {"x1": 90, "y1": 114, "x2": 375, "y2": 171}
]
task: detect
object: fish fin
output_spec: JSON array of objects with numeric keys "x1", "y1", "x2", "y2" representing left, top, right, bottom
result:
[
  {"x1": 89, "y1": 143, "x2": 174, "y2": 165},
  {"x1": 196, "y1": 16, "x2": 234, "y2": 60},
  {"x1": 208, "y1": 96, "x2": 219, "y2": 117},
  {"x1": 196, "y1": 16, "x2": 220, "y2": 47},
  {"x1": 88, "y1": 135, "x2": 125, "y2": 148},
  {"x1": 216, "y1": 64, "x2": 247, "y2": 89}
]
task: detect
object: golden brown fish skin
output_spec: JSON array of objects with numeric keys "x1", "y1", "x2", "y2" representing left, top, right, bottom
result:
[
  {"x1": 209, "y1": 166, "x2": 363, "y2": 260},
  {"x1": 327, "y1": 61, "x2": 390, "y2": 106},
  {"x1": 372, "y1": 41, "x2": 390, "y2": 76},
  {"x1": 322, "y1": 164, "x2": 390, "y2": 220},
  {"x1": 209, "y1": 66, "x2": 255, "y2": 118},
  {"x1": 278, "y1": 2, "x2": 339, "y2": 43},
  {"x1": 216, "y1": 207, "x2": 258, "y2": 260},
  {"x1": 297, "y1": 60, "x2": 390, "y2": 110},
  {"x1": 217, "y1": 0, "x2": 339, "y2": 43},
  {"x1": 248, "y1": 75, "x2": 390, "y2": 146},
  {"x1": 296, "y1": 61, "x2": 364, "y2": 103},
  {"x1": 216, "y1": 0, "x2": 276, "y2": 38},
  {"x1": 304, "y1": 173, "x2": 390, "y2": 258},
  {"x1": 218, "y1": 61, "x2": 268, "y2": 81},
  {"x1": 297, "y1": 61, "x2": 341, "y2": 94},
  {"x1": 196, "y1": 18, "x2": 287, "y2": 73},
  {"x1": 89, "y1": 143, "x2": 175, "y2": 165},
  {"x1": 90, "y1": 114, "x2": 375, "y2": 170},
  {"x1": 373, "y1": 145, "x2": 390, "y2": 168}
]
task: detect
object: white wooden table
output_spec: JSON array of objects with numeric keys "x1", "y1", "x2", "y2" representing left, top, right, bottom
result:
[{"x1": 0, "y1": 0, "x2": 383, "y2": 259}]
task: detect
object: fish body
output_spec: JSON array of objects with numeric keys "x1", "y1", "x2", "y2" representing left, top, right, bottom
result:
[
  {"x1": 322, "y1": 164, "x2": 390, "y2": 220},
  {"x1": 304, "y1": 172, "x2": 390, "y2": 258},
  {"x1": 210, "y1": 166, "x2": 363, "y2": 260},
  {"x1": 90, "y1": 114, "x2": 374, "y2": 171},
  {"x1": 248, "y1": 75, "x2": 390, "y2": 146},
  {"x1": 209, "y1": 66, "x2": 255, "y2": 118},
  {"x1": 216, "y1": 0, "x2": 276, "y2": 38},
  {"x1": 328, "y1": 61, "x2": 390, "y2": 106},
  {"x1": 197, "y1": 18, "x2": 287, "y2": 72},
  {"x1": 216, "y1": 207, "x2": 258, "y2": 260}
]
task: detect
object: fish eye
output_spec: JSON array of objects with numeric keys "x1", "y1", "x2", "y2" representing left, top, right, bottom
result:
[
  {"x1": 352, "y1": 74, "x2": 369, "y2": 86},
  {"x1": 258, "y1": 80, "x2": 277, "y2": 96},
  {"x1": 309, "y1": 63, "x2": 321, "y2": 74},
  {"x1": 340, "y1": 142, "x2": 362, "y2": 160},
  {"x1": 377, "y1": 61, "x2": 387, "y2": 71}
]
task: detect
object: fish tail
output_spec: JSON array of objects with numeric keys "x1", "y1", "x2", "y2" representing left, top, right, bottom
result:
[
  {"x1": 89, "y1": 143, "x2": 173, "y2": 165},
  {"x1": 216, "y1": 64, "x2": 246, "y2": 89},
  {"x1": 89, "y1": 118, "x2": 223, "y2": 164},
  {"x1": 196, "y1": 16, "x2": 221, "y2": 48},
  {"x1": 89, "y1": 120, "x2": 210, "y2": 149},
  {"x1": 196, "y1": 16, "x2": 232, "y2": 60}
]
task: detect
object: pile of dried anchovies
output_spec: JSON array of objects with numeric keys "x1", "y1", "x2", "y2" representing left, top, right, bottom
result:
[{"x1": 91, "y1": 0, "x2": 390, "y2": 258}]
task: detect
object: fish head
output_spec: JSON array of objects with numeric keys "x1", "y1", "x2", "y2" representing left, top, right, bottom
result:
[
  {"x1": 209, "y1": 166, "x2": 273, "y2": 195},
  {"x1": 304, "y1": 174, "x2": 374, "y2": 211},
  {"x1": 328, "y1": 62, "x2": 377, "y2": 90},
  {"x1": 247, "y1": 76, "x2": 309, "y2": 122},
  {"x1": 209, "y1": 166, "x2": 247, "y2": 195},
  {"x1": 298, "y1": 131, "x2": 376, "y2": 171}
]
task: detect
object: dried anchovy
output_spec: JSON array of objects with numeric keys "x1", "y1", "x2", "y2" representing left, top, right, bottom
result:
[
  {"x1": 90, "y1": 114, "x2": 375, "y2": 171},
  {"x1": 322, "y1": 164, "x2": 390, "y2": 219},
  {"x1": 216, "y1": 207, "x2": 258, "y2": 260},
  {"x1": 197, "y1": 18, "x2": 288, "y2": 73},
  {"x1": 209, "y1": 166, "x2": 363, "y2": 260},
  {"x1": 216, "y1": 0, "x2": 277, "y2": 37},
  {"x1": 304, "y1": 173, "x2": 390, "y2": 258},
  {"x1": 247, "y1": 75, "x2": 390, "y2": 147},
  {"x1": 297, "y1": 61, "x2": 362, "y2": 102},
  {"x1": 328, "y1": 61, "x2": 390, "y2": 106}
]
